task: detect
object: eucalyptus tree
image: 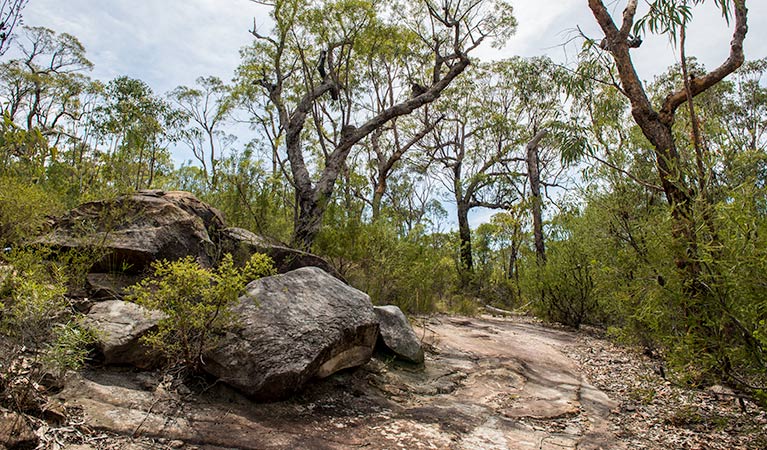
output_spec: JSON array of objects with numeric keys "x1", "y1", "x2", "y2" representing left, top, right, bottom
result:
[
  {"x1": 364, "y1": 116, "x2": 441, "y2": 221},
  {"x1": 489, "y1": 56, "x2": 580, "y2": 265},
  {"x1": 168, "y1": 76, "x2": 234, "y2": 190},
  {"x1": 0, "y1": 27, "x2": 95, "y2": 184},
  {"x1": 0, "y1": 27, "x2": 93, "y2": 139},
  {"x1": 699, "y1": 59, "x2": 767, "y2": 188},
  {"x1": 2, "y1": 27, "x2": 93, "y2": 132},
  {"x1": 586, "y1": 0, "x2": 749, "y2": 292},
  {"x1": 237, "y1": 0, "x2": 516, "y2": 250},
  {"x1": 423, "y1": 64, "x2": 525, "y2": 284},
  {"x1": 583, "y1": 1, "x2": 767, "y2": 386},
  {"x1": 382, "y1": 171, "x2": 446, "y2": 235},
  {"x1": 0, "y1": 0, "x2": 28, "y2": 57},
  {"x1": 348, "y1": 29, "x2": 443, "y2": 221},
  {"x1": 94, "y1": 76, "x2": 178, "y2": 191}
]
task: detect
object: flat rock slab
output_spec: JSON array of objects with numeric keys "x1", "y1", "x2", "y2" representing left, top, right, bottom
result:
[{"x1": 59, "y1": 315, "x2": 625, "y2": 449}]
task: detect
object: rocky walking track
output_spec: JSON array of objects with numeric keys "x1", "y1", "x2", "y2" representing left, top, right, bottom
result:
[{"x1": 50, "y1": 315, "x2": 621, "y2": 450}]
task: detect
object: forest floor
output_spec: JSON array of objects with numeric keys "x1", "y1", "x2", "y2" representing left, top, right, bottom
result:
[{"x1": 24, "y1": 314, "x2": 767, "y2": 449}]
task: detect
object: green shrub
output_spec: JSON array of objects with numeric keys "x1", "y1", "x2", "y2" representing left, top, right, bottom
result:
[
  {"x1": 44, "y1": 322, "x2": 97, "y2": 378},
  {"x1": 522, "y1": 241, "x2": 599, "y2": 329},
  {"x1": 0, "y1": 177, "x2": 63, "y2": 247},
  {"x1": 0, "y1": 249, "x2": 92, "y2": 412},
  {"x1": 128, "y1": 253, "x2": 275, "y2": 373},
  {"x1": 314, "y1": 214, "x2": 459, "y2": 315},
  {"x1": 242, "y1": 252, "x2": 277, "y2": 282},
  {"x1": 443, "y1": 295, "x2": 480, "y2": 317}
]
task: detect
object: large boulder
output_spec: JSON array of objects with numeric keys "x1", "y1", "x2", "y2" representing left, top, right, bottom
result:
[
  {"x1": 220, "y1": 227, "x2": 343, "y2": 280},
  {"x1": 203, "y1": 267, "x2": 378, "y2": 401},
  {"x1": 374, "y1": 305, "x2": 425, "y2": 364},
  {"x1": 36, "y1": 190, "x2": 225, "y2": 273},
  {"x1": 81, "y1": 300, "x2": 166, "y2": 368}
]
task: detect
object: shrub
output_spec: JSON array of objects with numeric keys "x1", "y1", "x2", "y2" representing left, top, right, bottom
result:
[
  {"x1": 128, "y1": 253, "x2": 275, "y2": 373},
  {"x1": 315, "y1": 215, "x2": 459, "y2": 315},
  {"x1": 0, "y1": 249, "x2": 93, "y2": 412},
  {"x1": 241, "y1": 252, "x2": 277, "y2": 283},
  {"x1": 523, "y1": 241, "x2": 599, "y2": 329},
  {"x1": 0, "y1": 177, "x2": 63, "y2": 247}
]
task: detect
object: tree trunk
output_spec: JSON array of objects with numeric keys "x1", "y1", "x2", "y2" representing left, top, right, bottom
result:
[
  {"x1": 371, "y1": 166, "x2": 387, "y2": 220},
  {"x1": 292, "y1": 190, "x2": 327, "y2": 252},
  {"x1": 526, "y1": 131, "x2": 547, "y2": 264},
  {"x1": 456, "y1": 200, "x2": 473, "y2": 287},
  {"x1": 587, "y1": 0, "x2": 748, "y2": 319}
]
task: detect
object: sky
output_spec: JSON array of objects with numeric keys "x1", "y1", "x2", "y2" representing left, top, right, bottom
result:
[{"x1": 21, "y1": 0, "x2": 767, "y2": 227}]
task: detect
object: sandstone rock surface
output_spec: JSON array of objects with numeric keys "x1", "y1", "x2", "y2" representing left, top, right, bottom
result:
[
  {"x1": 37, "y1": 190, "x2": 225, "y2": 272},
  {"x1": 374, "y1": 305, "x2": 425, "y2": 364},
  {"x1": 81, "y1": 300, "x2": 165, "y2": 368},
  {"x1": 59, "y1": 315, "x2": 625, "y2": 449},
  {"x1": 0, "y1": 409, "x2": 37, "y2": 449},
  {"x1": 203, "y1": 267, "x2": 378, "y2": 401}
]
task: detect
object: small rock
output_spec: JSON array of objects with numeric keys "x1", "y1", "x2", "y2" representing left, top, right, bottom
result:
[
  {"x1": 168, "y1": 440, "x2": 185, "y2": 448},
  {"x1": 708, "y1": 384, "x2": 735, "y2": 397},
  {"x1": 374, "y1": 305, "x2": 425, "y2": 364},
  {"x1": 42, "y1": 399, "x2": 68, "y2": 424},
  {"x1": 81, "y1": 300, "x2": 166, "y2": 368}
]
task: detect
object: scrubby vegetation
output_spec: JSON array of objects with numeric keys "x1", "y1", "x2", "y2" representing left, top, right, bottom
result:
[
  {"x1": 0, "y1": 248, "x2": 95, "y2": 413},
  {"x1": 128, "y1": 253, "x2": 275, "y2": 373}
]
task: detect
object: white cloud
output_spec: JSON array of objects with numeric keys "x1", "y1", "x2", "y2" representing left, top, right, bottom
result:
[{"x1": 22, "y1": 0, "x2": 269, "y2": 93}]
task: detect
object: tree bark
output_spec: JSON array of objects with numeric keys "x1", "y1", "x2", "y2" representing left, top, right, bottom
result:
[
  {"x1": 587, "y1": 0, "x2": 748, "y2": 286},
  {"x1": 456, "y1": 200, "x2": 473, "y2": 287},
  {"x1": 526, "y1": 130, "x2": 548, "y2": 264}
]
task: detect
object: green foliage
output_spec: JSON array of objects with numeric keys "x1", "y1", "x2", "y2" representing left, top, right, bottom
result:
[
  {"x1": 522, "y1": 238, "x2": 599, "y2": 329},
  {"x1": 0, "y1": 176, "x2": 63, "y2": 247},
  {"x1": 128, "y1": 253, "x2": 275, "y2": 373},
  {"x1": 242, "y1": 252, "x2": 278, "y2": 282},
  {"x1": 634, "y1": 0, "x2": 733, "y2": 45},
  {"x1": 0, "y1": 114, "x2": 50, "y2": 180},
  {"x1": 0, "y1": 249, "x2": 68, "y2": 338},
  {"x1": 44, "y1": 322, "x2": 96, "y2": 377},
  {"x1": 444, "y1": 295, "x2": 480, "y2": 317},
  {"x1": 315, "y1": 211, "x2": 458, "y2": 314},
  {"x1": 0, "y1": 249, "x2": 92, "y2": 412}
]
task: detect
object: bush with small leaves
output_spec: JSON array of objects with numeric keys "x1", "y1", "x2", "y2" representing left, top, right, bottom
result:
[
  {"x1": 0, "y1": 249, "x2": 93, "y2": 412},
  {"x1": 128, "y1": 253, "x2": 275, "y2": 373}
]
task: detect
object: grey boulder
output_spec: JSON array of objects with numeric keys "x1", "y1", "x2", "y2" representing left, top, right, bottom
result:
[
  {"x1": 81, "y1": 300, "x2": 165, "y2": 368},
  {"x1": 36, "y1": 190, "x2": 225, "y2": 273},
  {"x1": 203, "y1": 267, "x2": 378, "y2": 401},
  {"x1": 374, "y1": 305, "x2": 425, "y2": 364}
]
